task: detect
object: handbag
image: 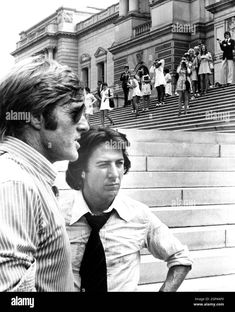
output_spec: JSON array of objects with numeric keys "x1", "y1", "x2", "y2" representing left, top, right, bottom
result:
[{"x1": 108, "y1": 89, "x2": 115, "y2": 108}]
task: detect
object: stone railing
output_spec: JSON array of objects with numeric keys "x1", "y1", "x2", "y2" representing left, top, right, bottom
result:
[
  {"x1": 16, "y1": 23, "x2": 57, "y2": 49},
  {"x1": 133, "y1": 21, "x2": 151, "y2": 37},
  {"x1": 76, "y1": 3, "x2": 119, "y2": 32}
]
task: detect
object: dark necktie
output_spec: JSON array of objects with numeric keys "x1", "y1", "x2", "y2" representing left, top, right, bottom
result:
[
  {"x1": 51, "y1": 185, "x2": 59, "y2": 198},
  {"x1": 79, "y1": 211, "x2": 113, "y2": 292}
]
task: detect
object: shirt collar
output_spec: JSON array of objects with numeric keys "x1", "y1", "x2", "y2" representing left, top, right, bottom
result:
[
  {"x1": 0, "y1": 136, "x2": 57, "y2": 186},
  {"x1": 69, "y1": 190, "x2": 132, "y2": 225}
]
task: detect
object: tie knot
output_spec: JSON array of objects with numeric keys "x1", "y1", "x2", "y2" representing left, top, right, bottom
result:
[
  {"x1": 52, "y1": 185, "x2": 59, "y2": 198},
  {"x1": 85, "y1": 211, "x2": 112, "y2": 232}
]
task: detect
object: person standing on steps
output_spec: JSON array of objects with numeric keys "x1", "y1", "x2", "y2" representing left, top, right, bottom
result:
[
  {"x1": 141, "y1": 72, "x2": 151, "y2": 111},
  {"x1": 120, "y1": 65, "x2": 131, "y2": 107},
  {"x1": 84, "y1": 87, "x2": 97, "y2": 126},
  {"x1": 62, "y1": 127, "x2": 193, "y2": 292},
  {"x1": 100, "y1": 83, "x2": 115, "y2": 127},
  {"x1": 176, "y1": 58, "x2": 191, "y2": 117},
  {"x1": 164, "y1": 68, "x2": 172, "y2": 99},
  {"x1": 198, "y1": 44, "x2": 212, "y2": 95},
  {"x1": 132, "y1": 74, "x2": 142, "y2": 117},
  {"x1": 150, "y1": 59, "x2": 166, "y2": 106},
  {"x1": 95, "y1": 80, "x2": 103, "y2": 109},
  {"x1": 218, "y1": 31, "x2": 235, "y2": 86}
]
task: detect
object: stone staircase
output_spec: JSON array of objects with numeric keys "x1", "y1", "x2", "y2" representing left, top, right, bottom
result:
[
  {"x1": 55, "y1": 128, "x2": 235, "y2": 291},
  {"x1": 89, "y1": 84, "x2": 235, "y2": 133},
  {"x1": 118, "y1": 129, "x2": 235, "y2": 290}
]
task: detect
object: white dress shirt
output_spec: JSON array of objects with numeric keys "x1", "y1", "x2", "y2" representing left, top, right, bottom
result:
[{"x1": 60, "y1": 190, "x2": 193, "y2": 291}]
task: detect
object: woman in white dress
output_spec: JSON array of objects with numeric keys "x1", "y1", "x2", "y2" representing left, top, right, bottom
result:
[
  {"x1": 198, "y1": 44, "x2": 212, "y2": 95},
  {"x1": 84, "y1": 87, "x2": 97, "y2": 125},
  {"x1": 100, "y1": 82, "x2": 115, "y2": 126},
  {"x1": 141, "y1": 73, "x2": 151, "y2": 111}
]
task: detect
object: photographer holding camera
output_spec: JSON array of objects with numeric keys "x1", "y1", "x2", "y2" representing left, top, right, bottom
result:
[
  {"x1": 176, "y1": 57, "x2": 191, "y2": 116},
  {"x1": 217, "y1": 31, "x2": 235, "y2": 85},
  {"x1": 150, "y1": 58, "x2": 166, "y2": 106}
]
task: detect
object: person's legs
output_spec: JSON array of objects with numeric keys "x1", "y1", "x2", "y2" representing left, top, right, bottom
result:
[
  {"x1": 131, "y1": 99, "x2": 135, "y2": 112},
  {"x1": 85, "y1": 114, "x2": 90, "y2": 125},
  {"x1": 184, "y1": 91, "x2": 189, "y2": 114},
  {"x1": 143, "y1": 95, "x2": 147, "y2": 110},
  {"x1": 100, "y1": 110, "x2": 105, "y2": 126},
  {"x1": 227, "y1": 60, "x2": 234, "y2": 84},
  {"x1": 156, "y1": 86, "x2": 161, "y2": 105},
  {"x1": 200, "y1": 74, "x2": 204, "y2": 94},
  {"x1": 221, "y1": 59, "x2": 228, "y2": 85},
  {"x1": 146, "y1": 95, "x2": 150, "y2": 110},
  {"x1": 204, "y1": 74, "x2": 209, "y2": 93},
  {"x1": 161, "y1": 85, "x2": 165, "y2": 104},
  {"x1": 123, "y1": 87, "x2": 129, "y2": 106},
  {"x1": 136, "y1": 96, "x2": 140, "y2": 116},
  {"x1": 192, "y1": 81, "x2": 196, "y2": 98},
  {"x1": 178, "y1": 91, "x2": 183, "y2": 116},
  {"x1": 104, "y1": 110, "x2": 114, "y2": 125},
  {"x1": 133, "y1": 96, "x2": 140, "y2": 116}
]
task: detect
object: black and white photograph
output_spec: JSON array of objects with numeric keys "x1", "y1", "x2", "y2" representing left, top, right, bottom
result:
[{"x1": 0, "y1": 0, "x2": 235, "y2": 309}]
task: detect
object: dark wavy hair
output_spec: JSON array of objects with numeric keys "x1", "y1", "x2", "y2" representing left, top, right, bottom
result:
[
  {"x1": 224, "y1": 31, "x2": 231, "y2": 38},
  {"x1": 66, "y1": 126, "x2": 131, "y2": 190}
]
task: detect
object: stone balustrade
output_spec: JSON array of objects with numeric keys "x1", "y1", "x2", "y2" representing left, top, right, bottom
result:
[
  {"x1": 76, "y1": 4, "x2": 119, "y2": 32},
  {"x1": 16, "y1": 23, "x2": 57, "y2": 49},
  {"x1": 133, "y1": 21, "x2": 151, "y2": 37}
]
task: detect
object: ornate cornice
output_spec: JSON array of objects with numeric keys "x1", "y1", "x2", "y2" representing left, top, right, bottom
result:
[
  {"x1": 109, "y1": 23, "x2": 174, "y2": 54},
  {"x1": 76, "y1": 12, "x2": 119, "y2": 37},
  {"x1": 11, "y1": 32, "x2": 77, "y2": 56},
  {"x1": 206, "y1": 0, "x2": 235, "y2": 14}
]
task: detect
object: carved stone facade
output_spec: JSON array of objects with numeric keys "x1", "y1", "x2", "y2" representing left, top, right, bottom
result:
[{"x1": 12, "y1": 0, "x2": 235, "y2": 96}]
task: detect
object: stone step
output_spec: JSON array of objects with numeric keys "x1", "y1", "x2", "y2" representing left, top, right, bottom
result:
[
  {"x1": 147, "y1": 156, "x2": 235, "y2": 171},
  {"x1": 121, "y1": 171, "x2": 235, "y2": 188},
  {"x1": 112, "y1": 110, "x2": 235, "y2": 130},
  {"x1": 140, "y1": 224, "x2": 235, "y2": 253},
  {"x1": 90, "y1": 84, "x2": 235, "y2": 131},
  {"x1": 93, "y1": 92, "x2": 235, "y2": 119},
  {"x1": 137, "y1": 273, "x2": 235, "y2": 291},
  {"x1": 171, "y1": 224, "x2": 235, "y2": 251},
  {"x1": 56, "y1": 171, "x2": 235, "y2": 189},
  {"x1": 92, "y1": 102, "x2": 235, "y2": 129},
  {"x1": 151, "y1": 204, "x2": 235, "y2": 227},
  {"x1": 139, "y1": 247, "x2": 235, "y2": 284},
  {"x1": 59, "y1": 187, "x2": 235, "y2": 206},
  {"x1": 117, "y1": 128, "x2": 235, "y2": 144},
  {"x1": 128, "y1": 141, "x2": 221, "y2": 157}
]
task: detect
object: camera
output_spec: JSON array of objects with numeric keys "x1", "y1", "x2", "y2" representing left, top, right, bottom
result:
[{"x1": 154, "y1": 61, "x2": 161, "y2": 68}]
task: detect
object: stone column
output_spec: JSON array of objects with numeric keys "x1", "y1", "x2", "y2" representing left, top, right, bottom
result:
[
  {"x1": 47, "y1": 47, "x2": 54, "y2": 60},
  {"x1": 129, "y1": 0, "x2": 139, "y2": 13},
  {"x1": 119, "y1": 0, "x2": 128, "y2": 17}
]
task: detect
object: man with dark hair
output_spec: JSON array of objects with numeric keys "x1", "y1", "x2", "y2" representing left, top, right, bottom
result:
[
  {"x1": 218, "y1": 31, "x2": 235, "y2": 85},
  {"x1": 0, "y1": 55, "x2": 89, "y2": 291},
  {"x1": 120, "y1": 65, "x2": 130, "y2": 107},
  {"x1": 62, "y1": 127, "x2": 192, "y2": 292}
]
